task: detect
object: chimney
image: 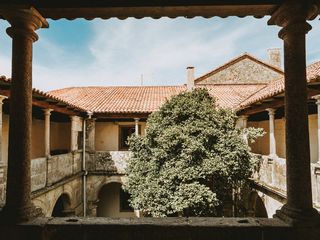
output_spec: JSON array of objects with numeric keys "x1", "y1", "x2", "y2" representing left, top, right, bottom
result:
[
  {"x1": 187, "y1": 66, "x2": 195, "y2": 91},
  {"x1": 267, "y1": 48, "x2": 281, "y2": 69}
]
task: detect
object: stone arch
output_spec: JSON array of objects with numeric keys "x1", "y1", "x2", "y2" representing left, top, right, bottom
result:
[
  {"x1": 247, "y1": 191, "x2": 268, "y2": 218},
  {"x1": 32, "y1": 198, "x2": 49, "y2": 216},
  {"x1": 94, "y1": 175, "x2": 124, "y2": 201},
  {"x1": 51, "y1": 192, "x2": 74, "y2": 217},
  {"x1": 96, "y1": 181, "x2": 134, "y2": 218}
]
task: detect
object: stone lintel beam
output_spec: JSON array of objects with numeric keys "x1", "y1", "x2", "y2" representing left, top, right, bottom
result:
[
  {"x1": 0, "y1": 7, "x2": 47, "y2": 223},
  {"x1": 268, "y1": 1, "x2": 320, "y2": 226}
]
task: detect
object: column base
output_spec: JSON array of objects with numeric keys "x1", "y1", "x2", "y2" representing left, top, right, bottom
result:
[
  {"x1": 0, "y1": 204, "x2": 43, "y2": 223},
  {"x1": 274, "y1": 204, "x2": 320, "y2": 227}
]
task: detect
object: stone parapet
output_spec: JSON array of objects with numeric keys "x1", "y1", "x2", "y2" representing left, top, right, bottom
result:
[
  {"x1": 0, "y1": 217, "x2": 297, "y2": 240},
  {"x1": 90, "y1": 151, "x2": 131, "y2": 174}
]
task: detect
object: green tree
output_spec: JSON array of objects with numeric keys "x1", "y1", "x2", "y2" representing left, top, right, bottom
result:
[{"x1": 124, "y1": 88, "x2": 263, "y2": 217}]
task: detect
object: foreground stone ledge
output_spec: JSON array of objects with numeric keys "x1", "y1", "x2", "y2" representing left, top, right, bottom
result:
[{"x1": 0, "y1": 217, "x2": 298, "y2": 240}]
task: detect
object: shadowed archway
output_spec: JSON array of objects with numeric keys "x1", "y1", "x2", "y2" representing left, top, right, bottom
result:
[{"x1": 52, "y1": 193, "x2": 74, "y2": 217}]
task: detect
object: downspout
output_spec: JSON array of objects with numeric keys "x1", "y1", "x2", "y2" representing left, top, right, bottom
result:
[{"x1": 83, "y1": 111, "x2": 93, "y2": 217}]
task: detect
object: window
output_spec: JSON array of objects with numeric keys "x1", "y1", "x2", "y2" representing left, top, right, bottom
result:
[
  {"x1": 119, "y1": 125, "x2": 140, "y2": 150},
  {"x1": 120, "y1": 188, "x2": 133, "y2": 212}
]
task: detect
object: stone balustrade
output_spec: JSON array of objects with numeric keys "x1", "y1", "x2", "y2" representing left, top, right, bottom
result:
[
  {"x1": 252, "y1": 154, "x2": 320, "y2": 209},
  {"x1": 88, "y1": 151, "x2": 131, "y2": 174}
]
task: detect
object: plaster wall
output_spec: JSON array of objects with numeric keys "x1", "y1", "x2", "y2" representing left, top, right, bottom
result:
[
  {"x1": 31, "y1": 118, "x2": 45, "y2": 159},
  {"x1": 95, "y1": 122, "x2": 146, "y2": 151},
  {"x1": 2, "y1": 114, "x2": 8, "y2": 165},
  {"x1": 51, "y1": 122, "x2": 71, "y2": 152},
  {"x1": 249, "y1": 114, "x2": 318, "y2": 162},
  {"x1": 97, "y1": 182, "x2": 135, "y2": 218}
]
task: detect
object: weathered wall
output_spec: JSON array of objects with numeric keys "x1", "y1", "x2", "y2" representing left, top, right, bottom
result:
[
  {"x1": 95, "y1": 122, "x2": 146, "y2": 151},
  {"x1": 47, "y1": 152, "x2": 82, "y2": 186},
  {"x1": 32, "y1": 176, "x2": 83, "y2": 217},
  {"x1": 197, "y1": 58, "x2": 282, "y2": 85},
  {"x1": 87, "y1": 151, "x2": 131, "y2": 174},
  {"x1": 51, "y1": 121, "x2": 71, "y2": 152},
  {"x1": 31, "y1": 157, "x2": 47, "y2": 192}
]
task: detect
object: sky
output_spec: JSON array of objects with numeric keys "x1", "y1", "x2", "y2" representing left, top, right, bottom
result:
[{"x1": 0, "y1": 17, "x2": 319, "y2": 91}]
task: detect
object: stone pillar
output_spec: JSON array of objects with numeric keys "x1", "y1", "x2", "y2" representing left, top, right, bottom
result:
[
  {"x1": 0, "y1": 7, "x2": 48, "y2": 222},
  {"x1": 239, "y1": 115, "x2": 248, "y2": 144},
  {"x1": 43, "y1": 109, "x2": 53, "y2": 157},
  {"x1": 70, "y1": 116, "x2": 79, "y2": 152},
  {"x1": 134, "y1": 118, "x2": 140, "y2": 136},
  {"x1": 268, "y1": 2, "x2": 319, "y2": 225},
  {"x1": 266, "y1": 108, "x2": 277, "y2": 158},
  {"x1": 313, "y1": 95, "x2": 320, "y2": 164},
  {"x1": 86, "y1": 118, "x2": 96, "y2": 152}
]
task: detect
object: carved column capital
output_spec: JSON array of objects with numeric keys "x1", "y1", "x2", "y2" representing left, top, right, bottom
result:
[
  {"x1": 266, "y1": 108, "x2": 276, "y2": 116},
  {"x1": 268, "y1": 2, "x2": 316, "y2": 39},
  {"x1": 312, "y1": 94, "x2": 320, "y2": 105},
  {"x1": 1, "y1": 7, "x2": 48, "y2": 42},
  {"x1": 43, "y1": 108, "x2": 53, "y2": 116},
  {"x1": 0, "y1": 95, "x2": 7, "y2": 104}
]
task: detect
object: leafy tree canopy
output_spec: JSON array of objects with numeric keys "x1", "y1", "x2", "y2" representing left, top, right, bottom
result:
[{"x1": 124, "y1": 88, "x2": 263, "y2": 217}]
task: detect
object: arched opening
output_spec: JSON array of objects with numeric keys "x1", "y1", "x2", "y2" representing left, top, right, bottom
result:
[
  {"x1": 248, "y1": 191, "x2": 268, "y2": 218},
  {"x1": 52, "y1": 193, "x2": 73, "y2": 217},
  {"x1": 97, "y1": 182, "x2": 134, "y2": 217}
]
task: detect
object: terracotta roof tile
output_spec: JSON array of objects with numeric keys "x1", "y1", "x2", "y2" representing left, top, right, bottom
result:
[
  {"x1": 49, "y1": 86, "x2": 186, "y2": 113},
  {"x1": 49, "y1": 84, "x2": 266, "y2": 113},
  {"x1": 0, "y1": 76, "x2": 86, "y2": 112},
  {"x1": 195, "y1": 84, "x2": 266, "y2": 109},
  {"x1": 239, "y1": 61, "x2": 320, "y2": 109}
]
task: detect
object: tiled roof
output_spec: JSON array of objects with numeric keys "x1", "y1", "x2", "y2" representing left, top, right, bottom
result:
[
  {"x1": 49, "y1": 86, "x2": 186, "y2": 114},
  {"x1": 194, "y1": 53, "x2": 284, "y2": 84},
  {"x1": 239, "y1": 61, "x2": 320, "y2": 109},
  {"x1": 0, "y1": 75, "x2": 86, "y2": 112},
  {"x1": 196, "y1": 84, "x2": 266, "y2": 109},
  {"x1": 49, "y1": 84, "x2": 266, "y2": 113}
]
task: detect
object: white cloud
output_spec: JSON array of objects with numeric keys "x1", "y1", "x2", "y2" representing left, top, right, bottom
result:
[{"x1": 0, "y1": 17, "x2": 319, "y2": 91}]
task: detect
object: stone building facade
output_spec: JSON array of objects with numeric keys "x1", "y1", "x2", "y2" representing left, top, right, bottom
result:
[{"x1": 0, "y1": 50, "x2": 319, "y2": 220}]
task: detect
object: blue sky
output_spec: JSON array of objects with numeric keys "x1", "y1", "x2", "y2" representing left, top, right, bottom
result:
[{"x1": 0, "y1": 17, "x2": 319, "y2": 91}]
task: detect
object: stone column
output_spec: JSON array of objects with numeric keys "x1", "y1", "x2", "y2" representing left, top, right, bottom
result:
[
  {"x1": 70, "y1": 116, "x2": 79, "y2": 152},
  {"x1": 266, "y1": 108, "x2": 277, "y2": 158},
  {"x1": 0, "y1": 7, "x2": 48, "y2": 222},
  {"x1": 86, "y1": 118, "x2": 96, "y2": 152},
  {"x1": 238, "y1": 115, "x2": 248, "y2": 144},
  {"x1": 43, "y1": 109, "x2": 53, "y2": 157},
  {"x1": 134, "y1": 118, "x2": 140, "y2": 136},
  {"x1": 313, "y1": 95, "x2": 320, "y2": 164},
  {"x1": 268, "y1": 2, "x2": 319, "y2": 224}
]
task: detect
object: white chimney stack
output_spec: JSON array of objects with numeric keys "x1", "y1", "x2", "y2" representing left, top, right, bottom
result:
[
  {"x1": 267, "y1": 48, "x2": 281, "y2": 69},
  {"x1": 187, "y1": 66, "x2": 195, "y2": 91}
]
